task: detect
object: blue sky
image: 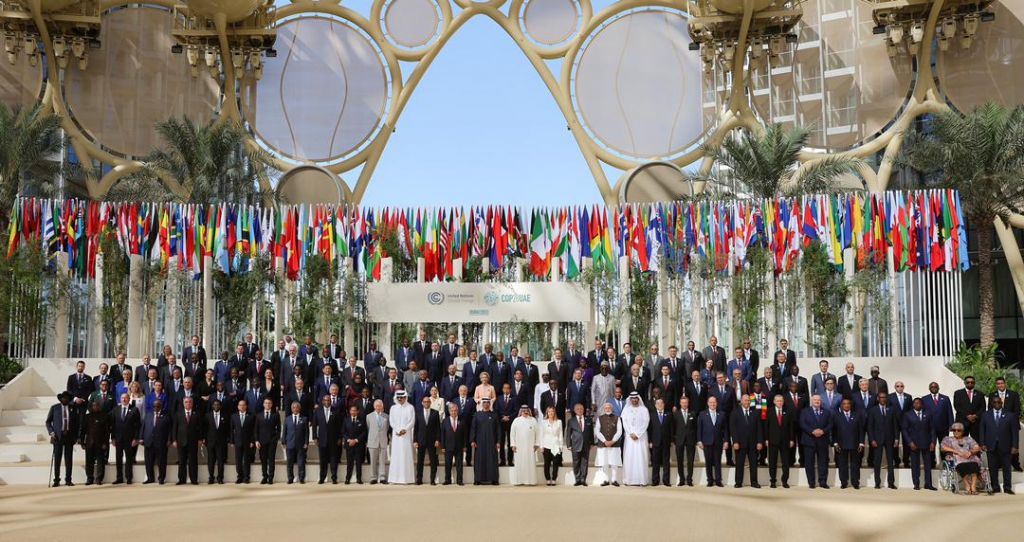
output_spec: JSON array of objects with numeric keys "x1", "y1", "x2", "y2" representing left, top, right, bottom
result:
[{"x1": 280, "y1": 0, "x2": 621, "y2": 206}]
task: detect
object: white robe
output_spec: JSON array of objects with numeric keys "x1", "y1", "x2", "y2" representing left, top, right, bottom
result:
[
  {"x1": 591, "y1": 375, "x2": 615, "y2": 419},
  {"x1": 594, "y1": 416, "x2": 623, "y2": 467},
  {"x1": 509, "y1": 416, "x2": 538, "y2": 485},
  {"x1": 387, "y1": 402, "x2": 416, "y2": 484},
  {"x1": 620, "y1": 404, "x2": 650, "y2": 485}
]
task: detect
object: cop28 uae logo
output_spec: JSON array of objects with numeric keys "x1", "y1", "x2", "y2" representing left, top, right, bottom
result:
[
  {"x1": 427, "y1": 292, "x2": 445, "y2": 305},
  {"x1": 484, "y1": 291, "x2": 500, "y2": 306}
]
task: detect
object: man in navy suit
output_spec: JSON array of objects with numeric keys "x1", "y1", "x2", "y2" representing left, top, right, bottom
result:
[
  {"x1": 648, "y1": 398, "x2": 674, "y2": 486},
  {"x1": 230, "y1": 399, "x2": 257, "y2": 484},
  {"x1": 901, "y1": 398, "x2": 936, "y2": 490},
  {"x1": 461, "y1": 351, "x2": 486, "y2": 395},
  {"x1": 440, "y1": 364, "x2": 463, "y2": 401},
  {"x1": 204, "y1": 399, "x2": 230, "y2": 484},
  {"x1": 832, "y1": 398, "x2": 864, "y2": 489},
  {"x1": 516, "y1": 354, "x2": 540, "y2": 389},
  {"x1": 110, "y1": 393, "x2": 141, "y2": 485},
  {"x1": 441, "y1": 403, "x2": 467, "y2": 485},
  {"x1": 142, "y1": 399, "x2": 172, "y2": 484},
  {"x1": 989, "y1": 377, "x2": 1022, "y2": 471},
  {"x1": 547, "y1": 350, "x2": 571, "y2": 393},
  {"x1": 851, "y1": 378, "x2": 877, "y2": 465},
  {"x1": 254, "y1": 397, "x2": 280, "y2": 484},
  {"x1": 867, "y1": 392, "x2": 900, "y2": 489},
  {"x1": 799, "y1": 395, "x2": 833, "y2": 489},
  {"x1": 245, "y1": 380, "x2": 269, "y2": 416},
  {"x1": 182, "y1": 335, "x2": 208, "y2": 369},
  {"x1": 45, "y1": 391, "x2": 80, "y2": 486},
  {"x1": 312, "y1": 395, "x2": 342, "y2": 484},
  {"x1": 488, "y1": 353, "x2": 513, "y2": 392},
  {"x1": 696, "y1": 396, "x2": 729, "y2": 487},
  {"x1": 412, "y1": 331, "x2": 432, "y2": 369},
  {"x1": 954, "y1": 376, "x2": 987, "y2": 440},
  {"x1": 566, "y1": 368, "x2": 591, "y2": 415},
  {"x1": 342, "y1": 405, "x2": 368, "y2": 484},
  {"x1": 394, "y1": 338, "x2": 415, "y2": 372},
  {"x1": 980, "y1": 396, "x2": 1020, "y2": 494},
  {"x1": 66, "y1": 360, "x2": 94, "y2": 417},
  {"x1": 730, "y1": 395, "x2": 763, "y2": 488},
  {"x1": 495, "y1": 383, "x2": 518, "y2": 466},
  {"x1": 564, "y1": 340, "x2": 584, "y2": 372},
  {"x1": 889, "y1": 381, "x2": 913, "y2": 467},
  {"x1": 425, "y1": 343, "x2": 446, "y2": 385},
  {"x1": 440, "y1": 334, "x2": 460, "y2": 368},
  {"x1": 314, "y1": 365, "x2": 340, "y2": 404},
  {"x1": 922, "y1": 381, "x2": 954, "y2": 463},
  {"x1": 836, "y1": 362, "x2": 862, "y2": 400}
]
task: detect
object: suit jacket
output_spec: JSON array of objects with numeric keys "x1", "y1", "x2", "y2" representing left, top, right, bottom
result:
[
  {"x1": 487, "y1": 362, "x2": 513, "y2": 391},
  {"x1": 783, "y1": 391, "x2": 808, "y2": 415},
  {"x1": 672, "y1": 409, "x2": 698, "y2": 446},
  {"x1": 729, "y1": 408, "x2": 762, "y2": 448},
  {"x1": 46, "y1": 404, "x2": 80, "y2": 441},
  {"x1": 82, "y1": 410, "x2": 112, "y2": 448},
  {"x1": 832, "y1": 410, "x2": 865, "y2": 449},
  {"x1": 921, "y1": 393, "x2": 954, "y2": 435},
  {"x1": 439, "y1": 343, "x2": 460, "y2": 368},
  {"x1": 413, "y1": 408, "x2": 440, "y2": 446},
  {"x1": 540, "y1": 390, "x2": 567, "y2": 416},
  {"x1": 836, "y1": 373, "x2": 862, "y2": 399},
  {"x1": 709, "y1": 383, "x2": 736, "y2": 414},
  {"x1": 516, "y1": 361, "x2": 540, "y2": 388},
  {"x1": 66, "y1": 373, "x2": 95, "y2": 401},
  {"x1": 254, "y1": 410, "x2": 281, "y2": 445},
  {"x1": 989, "y1": 390, "x2": 1022, "y2": 420},
  {"x1": 620, "y1": 374, "x2": 649, "y2": 399},
  {"x1": 890, "y1": 392, "x2": 914, "y2": 417},
  {"x1": 230, "y1": 412, "x2": 257, "y2": 447},
  {"x1": 134, "y1": 364, "x2": 158, "y2": 385},
  {"x1": 439, "y1": 375, "x2": 463, "y2": 401},
  {"x1": 901, "y1": 410, "x2": 933, "y2": 449},
  {"x1": 819, "y1": 390, "x2": 843, "y2": 413},
  {"x1": 563, "y1": 350, "x2": 585, "y2": 372},
  {"x1": 726, "y1": 359, "x2": 753, "y2": 383},
  {"x1": 683, "y1": 381, "x2": 708, "y2": 412},
  {"x1": 495, "y1": 394, "x2": 519, "y2": 423},
  {"x1": 702, "y1": 346, "x2": 728, "y2": 374},
  {"x1": 441, "y1": 415, "x2": 467, "y2": 450},
  {"x1": 565, "y1": 414, "x2": 594, "y2": 452},
  {"x1": 111, "y1": 405, "x2": 142, "y2": 445},
  {"x1": 680, "y1": 350, "x2": 704, "y2": 377},
  {"x1": 546, "y1": 360, "x2": 571, "y2": 392},
  {"x1": 299, "y1": 344, "x2": 320, "y2": 360},
  {"x1": 952, "y1": 388, "x2": 987, "y2": 426},
  {"x1": 451, "y1": 396, "x2": 476, "y2": 424},
  {"x1": 696, "y1": 409, "x2": 729, "y2": 446},
  {"x1": 745, "y1": 349, "x2": 761, "y2": 376},
  {"x1": 810, "y1": 372, "x2": 837, "y2": 397},
  {"x1": 652, "y1": 375, "x2": 680, "y2": 407},
  {"x1": 204, "y1": 411, "x2": 230, "y2": 447},
  {"x1": 394, "y1": 347, "x2": 415, "y2": 372},
  {"x1": 171, "y1": 409, "x2": 204, "y2": 444},
  {"x1": 342, "y1": 415, "x2": 368, "y2": 445},
  {"x1": 784, "y1": 375, "x2": 809, "y2": 396},
  {"x1": 412, "y1": 340, "x2": 432, "y2": 368},
  {"x1": 314, "y1": 375, "x2": 341, "y2": 403},
  {"x1": 247, "y1": 358, "x2": 274, "y2": 383},
  {"x1": 979, "y1": 409, "x2": 1020, "y2": 453},
  {"x1": 798, "y1": 408, "x2": 833, "y2": 447},
  {"x1": 141, "y1": 410, "x2": 172, "y2": 448},
  {"x1": 182, "y1": 345, "x2": 208, "y2": 367},
  {"x1": 866, "y1": 405, "x2": 900, "y2": 445},
  {"x1": 312, "y1": 407, "x2": 342, "y2": 444},
  {"x1": 284, "y1": 389, "x2": 314, "y2": 419},
  {"x1": 851, "y1": 391, "x2": 876, "y2": 417},
  {"x1": 566, "y1": 379, "x2": 591, "y2": 412},
  {"x1": 341, "y1": 365, "x2": 367, "y2": 389},
  {"x1": 772, "y1": 349, "x2": 797, "y2": 371},
  {"x1": 647, "y1": 410, "x2": 673, "y2": 447},
  {"x1": 366, "y1": 411, "x2": 390, "y2": 449},
  {"x1": 758, "y1": 377, "x2": 783, "y2": 402},
  {"x1": 322, "y1": 343, "x2": 344, "y2": 362},
  {"x1": 586, "y1": 349, "x2": 608, "y2": 370},
  {"x1": 765, "y1": 407, "x2": 796, "y2": 446}
]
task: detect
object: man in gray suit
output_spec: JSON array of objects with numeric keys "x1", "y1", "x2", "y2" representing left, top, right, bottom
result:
[
  {"x1": 565, "y1": 403, "x2": 593, "y2": 486},
  {"x1": 282, "y1": 401, "x2": 309, "y2": 484},
  {"x1": 366, "y1": 399, "x2": 390, "y2": 484}
]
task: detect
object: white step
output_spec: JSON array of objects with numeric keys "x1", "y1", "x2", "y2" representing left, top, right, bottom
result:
[
  {"x1": 14, "y1": 397, "x2": 53, "y2": 410},
  {"x1": 0, "y1": 426, "x2": 47, "y2": 444},
  {"x1": 0, "y1": 410, "x2": 48, "y2": 427},
  {"x1": 0, "y1": 443, "x2": 54, "y2": 463}
]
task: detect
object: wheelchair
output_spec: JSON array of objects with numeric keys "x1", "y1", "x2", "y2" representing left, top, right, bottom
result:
[{"x1": 939, "y1": 455, "x2": 990, "y2": 494}]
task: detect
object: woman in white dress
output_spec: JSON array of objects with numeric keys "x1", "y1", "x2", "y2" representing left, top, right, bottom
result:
[
  {"x1": 620, "y1": 392, "x2": 650, "y2": 486},
  {"x1": 594, "y1": 402, "x2": 624, "y2": 486},
  {"x1": 509, "y1": 405, "x2": 539, "y2": 485},
  {"x1": 429, "y1": 386, "x2": 445, "y2": 417},
  {"x1": 538, "y1": 407, "x2": 565, "y2": 486},
  {"x1": 387, "y1": 391, "x2": 416, "y2": 484}
]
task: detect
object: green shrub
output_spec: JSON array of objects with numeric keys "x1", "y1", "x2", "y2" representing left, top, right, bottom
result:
[{"x1": 945, "y1": 342, "x2": 1023, "y2": 396}]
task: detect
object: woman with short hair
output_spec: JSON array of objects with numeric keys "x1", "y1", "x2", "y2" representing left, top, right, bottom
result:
[{"x1": 941, "y1": 422, "x2": 983, "y2": 495}]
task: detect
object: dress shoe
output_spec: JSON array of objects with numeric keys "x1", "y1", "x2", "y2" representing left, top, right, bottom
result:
[
  {"x1": 888, "y1": 483, "x2": 897, "y2": 490},
  {"x1": 318, "y1": 480, "x2": 325, "y2": 485},
  {"x1": 1013, "y1": 466, "x2": 1023, "y2": 473},
  {"x1": 381, "y1": 480, "x2": 388, "y2": 484},
  {"x1": 85, "y1": 480, "x2": 94, "y2": 486},
  {"x1": 158, "y1": 481, "x2": 165, "y2": 485},
  {"x1": 706, "y1": 482, "x2": 715, "y2": 488},
  {"x1": 715, "y1": 481, "x2": 724, "y2": 487},
  {"x1": 1005, "y1": 488, "x2": 1016, "y2": 495},
  {"x1": 499, "y1": 462, "x2": 506, "y2": 467},
  {"x1": 491, "y1": 481, "x2": 498, "y2": 485},
  {"x1": 989, "y1": 487, "x2": 1000, "y2": 494},
  {"x1": 143, "y1": 480, "x2": 154, "y2": 485},
  {"x1": 841, "y1": 483, "x2": 848, "y2": 489},
  {"x1": 686, "y1": 480, "x2": 694, "y2": 487},
  {"x1": 602, "y1": 481, "x2": 610, "y2": 487},
  {"x1": 676, "y1": 481, "x2": 684, "y2": 486},
  {"x1": 430, "y1": 481, "x2": 436, "y2": 486},
  {"x1": 287, "y1": 480, "x2": 293, "y2": 484},
  {"x1": 236, "y1": 480, "x2": 244, "y2": 485},
  {"x1": 113, "y1": 479, "x2": 124, "y2": 485},
  {"x1": 299, "y1": 480, "x2": 305, "y2": 484},
  {"x1": 821, "y1": 484, "x2": 830, "y2": 489},
  {"x1": 443, "y1": 481, "x2": 451, "y2": 486},
  {"x1": 332, "y1": 479, "x2": 338, "y2": 485},
  {"x1": 357, "y1": 480, "x2": 364, "y2": 485},
  {"x1": 874, "y1": 483, "x2": 881, "y2": 489},
  {"x1": 733, "y1": 483, "x2": 742, "y2": 488},
  {"x1": 751, "y1": 483, "x2": 761, "y2": 488},
  {"x1": 415, "y1": 481, "x2": 422, "y2": 485},
  {"x1": 218, "y1": 480, "x2": 225, "y2": 484},
  {"x1": 808, "y1": 484, "x2": 817, "y2": 489},
  {"x1": 770, "y1": 482, "x2": 777, "y2": 488},
  {"x1": 925, "y1": 485, "x2": 937, "y2": 491},
  {"x1": 208, "y1": 480, "x2": 215, "y2": 485},
  {"x1": 52, "y1": 481, "x2": 60, "y2": 487},
  {"x1": 662, "y1": 479, "x2": 670, "y2": 486},
  {"x1": 346, "y1": 480, "x2": 352, "y2": 485},
  {"x1": 612, "y1": 481, "x2": 620, "y2": 487},
  {"x1": 175, "y1": 481, "x2": 185, "y2": 486},
  {"x1": 913, "y1": 486, "x2": 920, "y2": 490},
  {"x1": 852, "y1": 484, "x2": 860, "y2": 489},
  {"x1": 370, "y1": 480, "x2": 378, "y2": 485},
  {"x1": 474, "y1": 482, "x2": 481, "y2": 486},
  {"x1": 782, "y1": 482, "x2": 790, "y2": 488},
  {"x1": 191, "y1": 481, "x2": 199, "y2": 485},
  {"x1": 457, "y1": 481, "x2": 464, "y2": 486},
  {"x1": 651, "y1": 481, "x2": 660, "y2": 487},
  {"x1": 65, "y1": 481, "x2": 74, "y2": 487}
]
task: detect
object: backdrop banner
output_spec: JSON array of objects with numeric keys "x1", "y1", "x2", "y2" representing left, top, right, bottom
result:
[{"x1": 366, "y1": 282, "x2": 591, "y2": 323}]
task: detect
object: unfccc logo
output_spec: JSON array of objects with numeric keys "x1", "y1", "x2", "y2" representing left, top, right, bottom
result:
[
  {"x1": 484, "y1": 291, "x2": 500, "y2": 306},
  {"x1": 427, "y1": 292, "x2": 445, "y2": 305}
]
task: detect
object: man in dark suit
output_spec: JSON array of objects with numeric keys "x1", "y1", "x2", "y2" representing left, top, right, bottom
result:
[
  {"x1": 741, "y1": 338, "x2": 760, "y2": 379},
  {"x1": 546, "y1": 350, "x2": 571, "y2": 394},
  {"x1": 785, "y1": 365, "x2": 809, "y2": 397},
  {"x1": 989, "y1": 377, "x2": 1022, "y2": 471},
  {"x1": 314, "y1": 365, "x2": 341, "y2": 404},
  {"x1": 697, "y1": 396, "x2": 728, "y2": 486},
  {"x1": 424, "y1": 343, "x2": 446, "y2": 386},
  {"x1": 565, "y1": 402, "x2": 593, "y2": 486},
  {"x1": 710, "y1": 373, "x2": 735, "y2": 417},
  {"x1": 702, "y1": 336, "x2": 727, "y2": 375},
  {"x1": 321, "y1": 334, "x2": 342, "y2": 362},
  {"x1": 230, "y1": 399, "x2": 257, "y2": 484},
  {"x1": 980, "y1": 396, "x2": 1020, "y2": 494},
  {"x1": 832, "y1": 398, "x2": 864, "y2": 489},
  {"x1": 772, "y1": 339, "x2": 797, "y2": 373},
  {"x1": 440, "y1": 334, "x2": 460, "y2": 369},
  {"x1": 489, "y1": 353, "x2": 514, "y2": 392},
  {"x1": 412, "y1": 331, "x2": 432, "y2": 369},
  {"x1": 621, "y1": 364, "x2": 649, "y2": 400},
  {"x1": 765, "y1": 394, "x2": 795, "y2": 488},
  {"x1": 441, "y1": 403, "x2": 467, "y2": 485},
  {"x1": 566, "y1": 369, "x2": 591, "y2": 415},
  {"x1": 540, "y1": 381, "x2": 567, "y2": 419},
  {"x1": 867, "y1": 392, "x2": 900, "y2": 489},
  {"x1": 673, "y1": 395, "x2": 698, "y2": 486},
  {"x1": 586, "y1": 338, "x2": 608, "y2": 371},
  {"x1": 564, "y1": 340, "x2": 584, "y2": 372},
  {"x1": 339, "y1": 356, "x2": 365, "y2": 390},
  {"x1": 681, "y1": 341, "x2": 704, "y2": 379},
  {"x1": 183, "y1": 335, "x2": 208, "y2": 369},
  {"x1": 510, "y1": 370, "x2": 532, "y2": 410},
  {"x1": 648, "y1": 398, "x2": 673, "y2": 486},
  {"x1": 836, "y1": 362, "x2": 862, "y2": 399},
  {"x1": 110, "y1": 393, "x2": 141, "y2": 484},
  {"x1": 783, "y1": 380, "x2": 808, "y2": 466},
  {"x1": 204, "y1": 399, "x2": 230, "y2": 484},
  {"x1": 890, "y1": 381, "x2": 913, "y2": 467},
  {"x1": 770, "y1": 352, "x2": 792, "y2": 381},
  {"x1": 799, "y1": 395, "x2": 833, "y2": 489},
  {"x1": 66, "y1": 360, "x2": 94, "y2": 417},
  {"x1": 342, "y1": 405, "x2": 367, "y2": 484},
  {"x1": 683, "y1": 370, "x2": 707, "y2": 413},
  {"x1": 414, "y1": 397, "x2": 440, "y2": 485},
  {"x1": 730, "y1": 395, "x2": 762, "y2": 488},
  {"x1": 953, "y1": 376, "x2": 986, "y2": 441},
  {"x1": 393, "y1": 338, "x2": 414, "y2": 372},
  {"x1": 758, "y1": 367, "x2": 783, "y2": 402},
  {"x1": 495, "y1": 383, "x2": 518, "y2": 466},
  {"x1": 299, "y1": 335, "x2": 320, "y2": 360},
  {"x1": 46, "y1": 392, "x2": 80, "y2": 486},
  {"x1": 517, "y1": 355, "x2": 540, "y2": 389},
  {"x1": 81, "y1": 402, "x2": 111, "y2": 485},
  {"x1": 142, "y1": 399, "x2": 172, "y2": 484},
  {"x1": 248, "y1": 352, "x2": 274, "y2": 385},
  {"x1": 282, "y1": 400, "x2": 309, "y2": 484},
  {"x1": 902, "y1": 397, "x2": 936, "y2": 490},
  {"x1": 183, "y1": 352, "x2": 207, "y2": 382},
  {"x1": 171, "y1": 396, "x2": 203, "y2": 484},
  {"x1": 312, "y1": 395, "x2": 342, "y2": 484},
  {"x1": 285, "y1": 379, "x2": 314, "y2": 419},
  {"x1": 134, "y1": 355, "x2": 157, "y2": 386},
  {"x1": 922, "y1": 381, "x2": 954, "y2": 464},
  {"x1": 810, "y1": 359, "x2": 836, "y2": 397},
  {"x1": 254, "y1": 397, "x2": 280, "y2": 484},
  {"x1": 439, "y1": 364, "x2": 463, "y2": 402},
  {"x1": 652, "y1": 365, "x2": 679, "y2": 408}
]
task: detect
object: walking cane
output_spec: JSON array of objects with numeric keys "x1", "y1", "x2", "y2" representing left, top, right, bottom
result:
[{"x1": 48, "y1": 447, "x2": 54, "y2": 488}]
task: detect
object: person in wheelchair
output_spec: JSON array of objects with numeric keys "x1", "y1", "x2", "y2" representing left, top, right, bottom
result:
[{"x1": 941, "y1": 423, "x2": 983, "y2": 495}]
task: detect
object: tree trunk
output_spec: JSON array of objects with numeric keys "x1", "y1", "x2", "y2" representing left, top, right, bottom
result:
[{"x1": 977, "y1": 220, "x2": 995, "y2": 347}]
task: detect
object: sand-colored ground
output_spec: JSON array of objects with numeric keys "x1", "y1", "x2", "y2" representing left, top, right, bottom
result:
[{"x1": 0, "y1": 484, "x2": 1020, "y2": 541}]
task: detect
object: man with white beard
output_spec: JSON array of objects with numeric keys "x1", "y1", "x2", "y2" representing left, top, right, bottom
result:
[
  {"x1": 594, "y1": 402, "x2": 623, "y2": 486},
  {"x1": 388, "y1": 391, "x2": 416, "y2": 484},
  {"x1": 620, "y1": 392, "x2": 650, "y2": 486}
]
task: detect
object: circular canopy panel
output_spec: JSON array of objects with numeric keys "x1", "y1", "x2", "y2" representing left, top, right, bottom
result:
[
  {"x1": 0, "y1": 50, "x2": 43, "y2": 109},
  {"x1": 522, "y1": 0, "x2": 581, "y2": 47},
  {"x1": 277, "y1": 166, "x2": 345, "y2": 205},
  {"x1": 63, "y1": 7, "x2": 219, "y2": 159},
  {"x1": 573, "y1": 9, "x2": 703, "y2": 161},
  {"x1": 383, "y1": 0, "x2": 442, "y2": 50},
  {"x1": 937, "y1": 0, "x2": 1024, "y2": 111},
  {"x1": 620, "y1": 162, "x2": 692, "y2": 203},
  {"x1": 242, "y1": 16, "x2": 390, "y2": 164},
  {"x1": 186, "y1": 0, "x2": 262, "y2": 24},
  {"x1": 749, "y1": 0, "x2": 912, "y2": 149}
]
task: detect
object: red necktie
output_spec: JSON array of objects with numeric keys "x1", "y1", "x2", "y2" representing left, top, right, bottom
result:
[{"x1": 777, "y1": 412, "x2": 782, "y2": 426}]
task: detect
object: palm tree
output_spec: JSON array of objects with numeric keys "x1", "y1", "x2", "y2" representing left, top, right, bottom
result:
[
  {"x1": 896, "y1": 102, "x2": 1024, "y2": 347},
  {"x1": 106, "y1": 117, "x2": 274, "y2": 204},
  {"x1": 0, "y1": 103, "x2": 63, "y2": 224},
  {"x1": 695, "y1": 123, "x2": 863, "y2": 198}
]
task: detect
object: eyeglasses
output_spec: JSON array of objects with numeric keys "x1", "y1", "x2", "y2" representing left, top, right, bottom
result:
[{"x1": 952, "y1": 429, "x2": 963, "y2": 433}]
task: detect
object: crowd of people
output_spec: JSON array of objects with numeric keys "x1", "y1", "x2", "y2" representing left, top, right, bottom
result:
[{"x1": 47, "y1": 333, "x2": 1021, "y2": 494}]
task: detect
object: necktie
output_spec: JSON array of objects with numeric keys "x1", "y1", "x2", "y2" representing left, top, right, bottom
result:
[
  {"x1": 265, "y1": 412, "x2": 269, "y2": 421},
  {"x1": 241, "y1": 413, "x2": 245, "y2": 425},
  {"x1": 968, "y1": 390, "x2": 973, "y2": 401},
  {"x1": 63, "y1": 407, "x2": 68, "y2": 431},
  {"x1": 917, "y1": 412, "x2": 922, "y2": 421},
  {"x1": 664, "y1": 377, "x2": 669, "y2": 387},
  {"x1": 325, "y1": 410, "x2": 330, "y2": 423},
  {"x1": 186, "y1": 411, "x2": 191, "y2": 424},
  {"x1": 711, "y1": 412, "x2": 716, "y2": 425},
  {"x1": 846, "y1": 412, "x2": 850, "y2": 422},
  {"x1": 216, "y1": 414, "x2": 220, "y2": 428},
  {"x1": 452, "y1": 419, "x2": 457, "y2": 432},
  {"x1": 122, "y1": 407, "x2": 127, "y2": 420},
  {"x1": 881, "y1": 406, "x2": 886, "y2": 416},
  {"x1": 777, "y1": 410, "x2": 782, "y2": 425}
]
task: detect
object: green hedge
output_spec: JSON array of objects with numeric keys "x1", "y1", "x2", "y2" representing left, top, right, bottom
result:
[{"x1": 945, "y1": 342, "x2": 1024, "y2": 396}]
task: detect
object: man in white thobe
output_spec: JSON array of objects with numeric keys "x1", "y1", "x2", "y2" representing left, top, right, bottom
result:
[
  {"x1": 594, "y1": 402, "x2": 623, "y2": 486},
  {"x1": 590, "y1": 363, "x2": 615, "y2": 421},
  {"x1": 388, "y1": 391, "x2": 416, "y2": 484},
  {"x1": 620, "y1": 392, "x2": 650, "y2": 486},
  {"x1": 509, "y1": 405, "x2": 538, "y2": 485}
]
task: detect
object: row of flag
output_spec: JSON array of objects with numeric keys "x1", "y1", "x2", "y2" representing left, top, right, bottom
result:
[{"x1": 5, "y1": 190, "x2": 968, "y2": 281}]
